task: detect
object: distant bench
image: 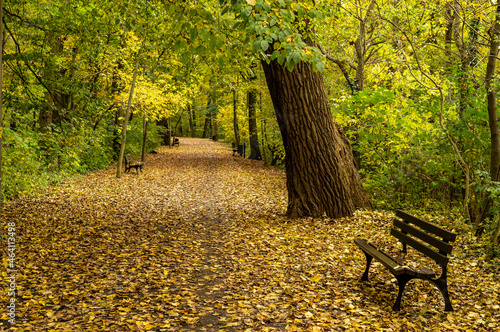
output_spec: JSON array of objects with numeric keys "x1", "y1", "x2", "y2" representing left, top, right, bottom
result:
[
  {"x1": 172, "y1": 138, "x2": 179, "y2": 147},
  {"x1": 354, "y1": 210, "x2": 457, "y2": 311},
  {"x1": 124, "y1": 155, "x2": 144, "y2": 174},
  {"x1": 232, "y1": 143, "x2": 245, "y2": 157}
]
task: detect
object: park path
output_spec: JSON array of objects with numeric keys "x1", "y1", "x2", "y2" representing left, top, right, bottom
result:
[
  {"x1": 1, "y1": 138, "x2": 499, "y2": 331},
  {"x1": 1, "y1": 138, "x2": 292, "y2": 331}
]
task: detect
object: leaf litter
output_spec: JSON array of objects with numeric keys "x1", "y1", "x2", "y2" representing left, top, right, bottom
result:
[{"x1": 1, "y1": 138, "x2": 499, "y2": 331}]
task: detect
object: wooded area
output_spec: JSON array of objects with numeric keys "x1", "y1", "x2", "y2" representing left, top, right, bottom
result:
[
  {"x1": 3, "y1": 0, "x2": 498, "y2": 251},
  {"x1": 1, "y1": 140, "x2": 499, "y2": 330},
  {"x1": 1, "y1": 0, "x2": 500, "y2": 329}
]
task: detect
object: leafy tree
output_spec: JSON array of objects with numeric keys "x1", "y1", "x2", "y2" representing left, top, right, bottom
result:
[{"x1": 219, "y1": 0, "x2": 371, "y2": 218}]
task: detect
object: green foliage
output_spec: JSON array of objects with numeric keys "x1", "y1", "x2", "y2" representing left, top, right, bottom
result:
[
  {"x1": 2, "y1": 127, "x2": 47, "y2": 200},
  {"x1": 123, "y1": 116, "x2": 162, "y2": 158}
]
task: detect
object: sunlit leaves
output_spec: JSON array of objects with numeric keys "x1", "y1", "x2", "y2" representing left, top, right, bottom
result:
[{"x1": 220, "y1": 0, "x2": 325, "y2": 72}]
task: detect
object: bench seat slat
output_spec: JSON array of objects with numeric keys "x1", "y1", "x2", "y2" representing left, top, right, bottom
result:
[
  {"x1": 390, "y1": 228, "x2": 449, "y2": 266},
  {"x1": 354, "y1": 239, "x2": 414, "y2": 276},
  {"x1": 396, "y1": 210, "x2": 457, "y2": 242},
  {"x1": 393, "y1": 219, "x2": 454, "y2": 254}
]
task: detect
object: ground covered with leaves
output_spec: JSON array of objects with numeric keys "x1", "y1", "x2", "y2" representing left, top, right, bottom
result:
[{"x1": 1, "y1": 138, "x2": 499, "y2": 331}]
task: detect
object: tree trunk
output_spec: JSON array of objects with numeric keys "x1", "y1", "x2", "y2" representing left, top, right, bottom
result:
[
  {"x1": 261, "y1": 59, "x2": 371, "y2": 219},
  {"x1": 212, "y1": 113, "x2": 218, "y2": 141},
  {"x1": 475, "y1": 2, "x2": 500, "y2": 231},
  {"x1": 141, "y1": 113, "x2": 148, "y2": 162},
  {"x1": 486, "y1": 4, "x2": 500, "y2": 184},
  {"x1": 248, "y1": 89, "x2": 262, "y2": 160},
  {"x1": 261, "y1": 118, "x2": 268, "y2": 165},
  {"x1": 0, "y1": 0, "x2": 3, "y2": 212},
  {"x1": 188, "y1": 104, "x2": 196, "y2": 137},
  {"x1": 202, "y1": 114, "x2": 211, "y2": 138},
  {"x1": 202, "y1": 96, "x2": 213, "y2": 138},
  {"x1": 116, "y1": 40, "x2": 143, "y2": 178},
  {"x1": 233, "y1": 89, "x2": 240, "y2": 146},
  {"x1": 168, "y1": 117, "x2": 172, "y2": 147}
]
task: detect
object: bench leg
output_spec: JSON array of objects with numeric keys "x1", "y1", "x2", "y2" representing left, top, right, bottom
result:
[
  {"x1": 360, "y1": 252, "x2": 373, "y2": 281},
  {"x1": 429, "y1": 277, "x2": 453, "y2": 311},
  {"x1": 393, "y1": 274, "x2": 412, "y2": 311}
]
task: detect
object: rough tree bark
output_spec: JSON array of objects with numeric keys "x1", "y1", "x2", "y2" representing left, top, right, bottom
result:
[{"x1": 261, "y1": 57, "x2": 371, "y2": 218}]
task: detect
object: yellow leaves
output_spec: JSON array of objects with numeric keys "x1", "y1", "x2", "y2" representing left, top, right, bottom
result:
[
  {"x1": 310, "y1": 274, "x2": 321, "y2": 283},
  {"x1": 3, "y1": 139, "x2": 500, "y2": 331},
  {"x1": 246, "y1": 0, "x2": 256, "y2": 5}
]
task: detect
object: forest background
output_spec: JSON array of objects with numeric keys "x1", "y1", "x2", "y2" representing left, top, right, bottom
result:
[{"x1": 1, "y1": 0, "x2": 499, "y2": 257}]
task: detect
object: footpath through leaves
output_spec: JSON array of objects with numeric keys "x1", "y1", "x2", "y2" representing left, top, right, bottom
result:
[{"x1": 1, "y1": 138, "x2": 499, "y2": 331}]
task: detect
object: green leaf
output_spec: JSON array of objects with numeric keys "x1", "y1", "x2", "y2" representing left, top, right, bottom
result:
[
  {"x1": 314, "y1": 61, "x2": 325, "y2": 72},
  {"x1": 260, "y1": 39, "x2": 269, "y2": 51},
  {"x1": 253, "y1": 39, "x2": 262, "y2": 52}
]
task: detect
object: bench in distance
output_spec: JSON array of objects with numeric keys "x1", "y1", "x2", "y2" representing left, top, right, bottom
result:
[{"x1": 124, "y1": 155, "x2": 144, "y2": 174}]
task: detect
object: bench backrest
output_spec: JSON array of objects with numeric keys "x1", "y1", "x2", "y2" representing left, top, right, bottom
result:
[
  {"x1": 391, "y1": 210, "x2": 457, "y2": 267},
  {"x1": 124, "y1": 155, "x2": 131, "y2": 166}
]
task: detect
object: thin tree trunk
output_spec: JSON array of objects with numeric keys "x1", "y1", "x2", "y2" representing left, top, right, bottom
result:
[
  {"x1": 202, "y1": 96, "x2": 212, "y2": 139},
  {"x1": 116, "y1": 41, "x2": 143, "y2": 178},
  {"x1": 261, "y1": 57, "x2": 371, "y2": 218},
  {"x1": 233, "y1": 89, "x2": 240, "y2": 146},
  {"x1": 188, "y1": 104, "x2": 195, "y2": 137},
  {"x1": 202, "y1": 114, "x2": 211, "y2": 138},
  {"x1": 212, "y1": 113, "x2": 218, "y2": 141},
  {"x1": 168, "y1": 117, "x2": 172, "y2": 147},
  {"x1": 141, "y1": 113, "x2": 148, "y2": 162},
  {"x1": 487, "y1": 3, "x2": 500, "y2": 184},
  {"x1": 248, "y1": 89, "x2": 262, "y2": 160},
  {"x1": 0, "y1": 0, "x2": 3, "y2": 212},
  {"x1": 261, "y1": 118, "x2": 268, "y2": 165}
]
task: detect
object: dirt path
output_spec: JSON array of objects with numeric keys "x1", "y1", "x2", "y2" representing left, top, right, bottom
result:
[
  {"x1": 1, "y1": 138, "x2": 289, "y2": 331},
  {"x1": 1, "y1": 138, "x2": 499, "y2": 331}
]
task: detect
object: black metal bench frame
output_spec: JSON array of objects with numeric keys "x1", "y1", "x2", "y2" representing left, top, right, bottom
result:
[
  {"x1": 354, "y1": 210, "x2": 457, "y2": 311},
  {"x1": 172, "y1": 137, "x2": 179, "y2": 147},
  {"x1": 124, "y1": 155, "x2": 144, "y2": 174}
]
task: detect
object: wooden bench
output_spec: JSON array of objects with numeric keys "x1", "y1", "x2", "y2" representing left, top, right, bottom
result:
[
  {"x1": 172, "y1": 138, "x2": 179, "y2": 147},
  {"x1": 232, "y1": 143, "x2": 245, "y2": 157},
  {"x1": 354, "y1": 210, "x2": 457, "y2": 311},
  {"x1": 124, "y1": 155, "x2": 144, "y2": 174}
]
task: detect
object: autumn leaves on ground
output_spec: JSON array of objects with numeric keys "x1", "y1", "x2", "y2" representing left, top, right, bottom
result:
[{"x1": 1, "y1": 138, "x2": 499, "y2": 331}]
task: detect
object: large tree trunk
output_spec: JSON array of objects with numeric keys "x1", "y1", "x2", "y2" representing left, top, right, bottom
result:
[
  {"x1": 0, "y1": 0, "x2": 3, "y2": 212},
  {"x1": 261, "y1": 59, "x2": 371, "y2": 219},
  {"x1": 248, "y1": 89, "x2": 262, "y2": 160}
]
